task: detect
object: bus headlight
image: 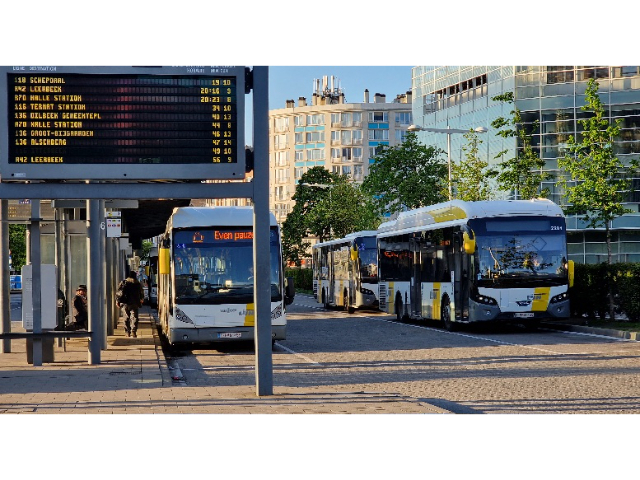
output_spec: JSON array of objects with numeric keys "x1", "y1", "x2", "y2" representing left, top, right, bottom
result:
[
  {"x1": 360, "y1": 287, "x2": 374, "y2": 296},
  {"x1": 550, "y1": 292, "x2": 568, "y2": 304},
  {"x1": 472, "y1": 293, "x2": 497, "y2": 306}
]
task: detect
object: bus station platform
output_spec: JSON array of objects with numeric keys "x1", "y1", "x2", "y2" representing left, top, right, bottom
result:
[{"x1": 0, "y1": 307, "x2": 449, "y2": 415}]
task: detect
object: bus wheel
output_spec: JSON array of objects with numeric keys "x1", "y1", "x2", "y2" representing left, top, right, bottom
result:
[
  {"x1": 344, "y1": 289, "x2": 355, "y2": 314},
  {"x1": 441, "y1": 296, "x2": 456, "y2": 331}
]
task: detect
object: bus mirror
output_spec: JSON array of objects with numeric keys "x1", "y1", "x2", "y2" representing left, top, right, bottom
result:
[
  {"x1": 568, "y1": 260, "x2": 575, "y2": 288},
  {"x1": 285, "y1": 277, "x2": 295, "y2": 305},
  {"x1": 159, "y1": 248, "x2": 170, "y2": 275},
  {"x1": 463, "y1": 231, "x2": 476, "y2": 255}
]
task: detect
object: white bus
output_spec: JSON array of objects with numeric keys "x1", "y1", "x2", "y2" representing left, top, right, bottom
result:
[
  {"x1": 312, "y1": 230, "x2": 379, "y2": 313},
  {"x1": 377, "y1": 199, "x2": 573, "y2": 330},
  {"x1": 157, "y1": 207, "x2": 294, "y2": 345}
]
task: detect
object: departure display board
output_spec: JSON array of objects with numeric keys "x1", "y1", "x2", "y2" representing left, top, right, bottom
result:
[{"x1": 0, "y1": 66, "x2": 246, "y2": 181}]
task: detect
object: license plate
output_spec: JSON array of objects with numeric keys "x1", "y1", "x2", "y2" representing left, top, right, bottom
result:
[
  {"x1": 515, "y1": 313, "x2": 534, "y2": 318},
  {"x1": 218, "y1": 332, "x2": 242, "y2": 339}
]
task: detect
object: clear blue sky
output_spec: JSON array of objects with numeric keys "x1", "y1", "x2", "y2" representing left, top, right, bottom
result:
[{"x1": 244, "y1": 66, "x2": 413, "y2": 145}]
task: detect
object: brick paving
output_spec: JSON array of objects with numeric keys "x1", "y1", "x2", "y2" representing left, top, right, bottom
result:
[{"x1": 0, "y1": 308, "x2": 448, "y2": 414}]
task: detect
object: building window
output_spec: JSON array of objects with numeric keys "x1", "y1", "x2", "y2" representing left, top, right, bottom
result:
[
  {"x1": 274, "y1": 134, "x2": 287, "y2": 149},
  {"x1": 307, "y1": 149, "x2": 325, "y2": 160},
  {"x1": 332, "y1": 166, "x2": 341, "y2": 174},
  {"x1": 306, "y1": 131, "x2": 325, "y2": 143},
  {"x1": 352, "y1": 112, "x2": 362, "y2": 126},
  {"x1": 274, "y1": 117, "x2": 289, "y2": 133},
  {"x1": 395, "y1": 112, "x2": 412, "y2": 125},
  {"x1": 294, "y1": 115, "x2": 305, "y2": 126},
  {"x1": 368, "y1": 111, "x2": 388, "y2": 122},
  {"x1": 331, "y1": 113, "x2": 341, "y2": 126},
  {"x1": 307, "y1": 113, "x2": 325, "y2": 125},
  {"x1": 295, "y1": 167, "x2": 304, "y2": 179},
  {"x1": 368, "y1": 129, "x2": 389, "y2": 140},
  {"x1": 275, "y1": 168, "x2": 289, "y2": 183},
  {"x1": 275, "y1": 151, "x2": 288, "y2": 166},
  {"x1": 295, "y1": 151, "x2": 304, "y2": 161},
  {"x1": 342, "y1": 165, "x2": 352, "y2": 176},
  {"x1": 395, "y1": 130, "x2": 409, "y2": 142}
]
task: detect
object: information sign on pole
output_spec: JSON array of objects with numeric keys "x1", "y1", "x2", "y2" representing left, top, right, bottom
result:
[{"x1": 0, "y1": 66, "x2": 246, "y2": 181}]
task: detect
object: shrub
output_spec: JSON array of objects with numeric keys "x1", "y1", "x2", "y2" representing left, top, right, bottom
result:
[{"x1": 285, "y1": 267, "x2": 313, "y2": 292}]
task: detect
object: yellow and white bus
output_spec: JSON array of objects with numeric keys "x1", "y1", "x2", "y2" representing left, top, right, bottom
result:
[
  {"x1": 157, "y1": 207, "x2": 294, "y2": 345},
  {"x1": 312, "y1": 231, "x2": 379, "y2": 313},
  {"x1": 377, "y1": 199, "x2": 573, "y2": 330}
]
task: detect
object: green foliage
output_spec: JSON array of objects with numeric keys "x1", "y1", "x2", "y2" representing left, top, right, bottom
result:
[
  {"x1": 570, "y1": 262, "x2": 640, "y2": 321},
  {"x1": 9, "y1": 224, "x2": 26, "y2": 273},
  {"x1": 570, "y1": 263, "x2": 612, "y2": 319},
  {"x1": 361, "y1": 132, "x2": 447, "y2": 216},
  {"x1": 282, "y1": 167, "x2": 381, "y2": 265},
  {"x1": 140, "y1": 240, "x2": 154, "y2": 261},
  {"x1": 285, "y1": 267, "x2": 313, "y2": 293},
  {"x1": 491, "y1": 92, "x2": 551, "y2": 199},
  {"x1": 451, "y1": 130, "x2": 495, "y2": 201},
  {"x1": 559, "y1": 78, "x2": 635, "y2": 246}
]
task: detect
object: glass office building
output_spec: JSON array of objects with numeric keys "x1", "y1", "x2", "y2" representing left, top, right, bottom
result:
[{"x1": 411, "y1": 66, "x2": 640, "y2": 263}]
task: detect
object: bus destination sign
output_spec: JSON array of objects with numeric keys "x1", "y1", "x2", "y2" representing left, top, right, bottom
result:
[{"x1": 0, "y1": 66, "x2": 246, "y2": 181}]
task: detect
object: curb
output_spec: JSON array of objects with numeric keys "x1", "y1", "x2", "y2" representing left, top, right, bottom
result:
[{"x1": 542, "y1": 321, "x2": 640, "y2": 341}]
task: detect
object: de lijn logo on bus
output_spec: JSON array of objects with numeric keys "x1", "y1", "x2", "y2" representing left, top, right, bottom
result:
[{"x1": 517, "y1": 294, "x2": 542, "y2": 307}]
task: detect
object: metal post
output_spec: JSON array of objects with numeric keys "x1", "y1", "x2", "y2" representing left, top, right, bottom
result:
[
  {"x1": 447, "y1": 128, "x2": 452, "y2": 201},
  {"x1": 1, "y1": 200, "x2": 10, "y2": 353},
  {"x1": 99, "y1": 200, "x2": 107, "y2": 349},
  {"x1": 87, "y1": 199, "x2": 101, "y2": 364},
  {"x1": 30, "y1": 200, "x2": 42, "y2": 366},
  {"x1": 252, "y1": 66, "x2": 273, "y2": 396}
]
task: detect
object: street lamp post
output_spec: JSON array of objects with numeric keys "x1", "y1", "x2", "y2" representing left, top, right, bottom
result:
[{"x1": 407, "y1": 124, "x2": 488, "y2": 201}]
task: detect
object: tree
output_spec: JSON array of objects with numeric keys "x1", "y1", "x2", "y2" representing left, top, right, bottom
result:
[
  {"x1": 451, "y1": 130, "x2": 495, "y2": 201},
  {"x1": 361, "y1": 132, "x2": 447, "y2": 216},
  {"x1": 305, "y1": 175, "x2": 380, "y2": 240},
  {"x1": 9, "y1": 224, "x2": 26, "y2": 273},
  {"x1": 558, "y1": 78, "x2": 638, "y2": 318},
  {"x1": 282, "y1": 167, "x2": 337, "y2": 265},
  {"x1": 282, "y1": 167, "x2": 382, "y2": 265},
  {"x1": 491, "y1": 92, "x2": 551, "y2": 199}
]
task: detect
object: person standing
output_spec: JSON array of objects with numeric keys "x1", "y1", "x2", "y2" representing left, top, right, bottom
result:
[
  {"x1": 69, "y1": 284, "x2": 88, "y2": 330},
  {"x1": 117, "y1": 271, "x2": 144, "y2": 337}
]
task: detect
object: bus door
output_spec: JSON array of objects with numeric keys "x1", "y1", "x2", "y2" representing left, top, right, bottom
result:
[
  {"x1": 410, "y1": 237, "x2": 422, "y2": 317},
  {"x1": 453, "y1": 230, "x2": 470, "y2": 320},
  {"x1": 328, "y1": 247, "x2": 336, "y2": 305}
]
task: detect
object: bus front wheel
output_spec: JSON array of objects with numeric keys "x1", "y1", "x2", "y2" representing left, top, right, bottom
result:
[{"x1": 441, "y1": 296, "x2": 456, "y2": 331}]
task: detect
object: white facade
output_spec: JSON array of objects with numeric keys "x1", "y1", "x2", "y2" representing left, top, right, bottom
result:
[{"x1": 268, "y1": 79, "x2": 413, "y2": 225}]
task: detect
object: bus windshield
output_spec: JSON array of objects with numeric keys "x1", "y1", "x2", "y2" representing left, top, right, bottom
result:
[
  {"x1": 470, "y1": 217, "x2": 567, "y2": 285},
  {"x1": 172, "y1": 227, "x2": 282, "y2": 305},
  {"x1": 356, "y1": 237, "x2": 378, "y2": 283}
]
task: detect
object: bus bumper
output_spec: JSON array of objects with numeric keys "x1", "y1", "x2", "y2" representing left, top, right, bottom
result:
[
  {"x1": 170, "y1": 325, "x2": 286, "y2": 344},
  {"x1": 469, "y1": 298, "x2": 571, "y2": 323}
]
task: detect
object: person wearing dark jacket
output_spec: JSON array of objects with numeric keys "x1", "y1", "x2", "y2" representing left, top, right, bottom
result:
[
  {"x1": 68, "y1": 284, "x2": 88, "y2": 330},
  {"x1": 117, "y1": 271, "x2": 144, "y2": 337}
]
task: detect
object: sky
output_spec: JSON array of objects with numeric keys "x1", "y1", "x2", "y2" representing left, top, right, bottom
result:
[{"x1": 242, "y1": 66, "x2": 413, "y2": 145}]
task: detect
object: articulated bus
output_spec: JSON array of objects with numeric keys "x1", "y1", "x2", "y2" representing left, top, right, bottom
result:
[
  {"x1": 377, "y1": 199, "x2": 573, "y2": 330},
  {"x1": 312, "y1": 231, "x2": 379, "y2": 313},
  {"x1": 157, "y1": 207, "x2": 294, "y2": 345}
]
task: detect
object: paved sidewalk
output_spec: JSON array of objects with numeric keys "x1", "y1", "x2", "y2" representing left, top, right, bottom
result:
[{"x1": 0, "y1": 308, "x2": 449, "y2": 414}]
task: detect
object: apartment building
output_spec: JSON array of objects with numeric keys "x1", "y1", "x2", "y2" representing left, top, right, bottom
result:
[
  {"x1": 269, "y1": 76, "x2": 413, "y2": 224},
  {"x1": 411, "y1": 66, "x2": 640, "y2": 263}
]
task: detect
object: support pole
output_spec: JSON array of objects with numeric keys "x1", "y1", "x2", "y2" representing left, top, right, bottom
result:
[
  {"x1": 252, "y1": 66, "x2": 273, "y2": 396},
  {"x1": 30, "y1": 200, "x2": 42, "y2": 366},
  {"x1": 87, "y1": 199, "x2": 101, "y2": 364},
  {"x1": 1, "y1": 200, "x2": 10, "y2": 353}
]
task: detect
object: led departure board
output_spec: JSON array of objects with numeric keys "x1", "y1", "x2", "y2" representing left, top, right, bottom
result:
[{"x1": 0, "y1": 66, "x2": 246, "y2": 181}]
